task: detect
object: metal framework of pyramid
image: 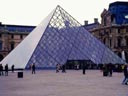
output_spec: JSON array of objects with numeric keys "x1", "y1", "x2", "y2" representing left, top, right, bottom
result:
[{"x1": 0, "y1": 5, "x2": 126, "y2": 69}]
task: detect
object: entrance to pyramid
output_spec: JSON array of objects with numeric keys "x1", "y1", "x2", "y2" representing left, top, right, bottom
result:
[{"x1": 66, "y1": 60, "x2": 95, "y2": 69}]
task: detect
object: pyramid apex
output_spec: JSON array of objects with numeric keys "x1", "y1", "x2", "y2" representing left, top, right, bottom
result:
[
  {"x1": 56, "y1": 5, "x2": 62, "y2": 8},
  {"x1": 57, "y1": 5, "x2": 60, "y2": 7}
]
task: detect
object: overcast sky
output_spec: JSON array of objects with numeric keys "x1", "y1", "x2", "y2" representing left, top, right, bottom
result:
[{"x1": 0, "y1": 0, "x2": 127, "y2": 26}]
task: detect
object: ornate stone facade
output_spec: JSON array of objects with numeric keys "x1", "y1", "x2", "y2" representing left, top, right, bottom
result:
[
  {"x1": 0, "y1": 23, "x2": 35, "y2": 61},
  {"x1": 84, "y1": 1, "x2": 128, "y2": 63}
]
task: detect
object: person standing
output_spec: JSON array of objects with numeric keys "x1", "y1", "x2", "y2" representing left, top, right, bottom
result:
[
  {"x1": 1, "y1": 64, "x2": 4, "y2": 76},
  {"x1": 32, "y1": 64, "x2": 36, "y2": 74},
  {"x1": 108, "y1": 63, "x2": 113, "y2": 77},
  {"x1": 5, "y1": 64, "x2": 8, "y2": 76},
  {"x1": 83, "y1": 64, "x2": 86, "y2": 75},
  {"x1": 62, "y1": 64, "x2": 66, "y2": 73},
  {"x1": 76, "y1": 64, "x2": 79, "y2": 70},
  {"x1": 11, "y1": 65, "x2": 15, "y2": 73},
  {"x1": 56, "y1": 64, "x2": 60, "y2": 73},
  {"x1": 0, "y1": 64, "x2": 2, "y2": 76},
  {"x1": 102, "y1": 64, "x2": 108, "y2": 76}
]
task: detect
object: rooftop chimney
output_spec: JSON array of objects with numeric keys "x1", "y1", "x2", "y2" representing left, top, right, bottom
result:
[
  {"x1": 94, "y1": 18, "x2": 98, "y2": 23},
  {"x1": 84, "y1": 20, "x2": 88, "y2": 25}
]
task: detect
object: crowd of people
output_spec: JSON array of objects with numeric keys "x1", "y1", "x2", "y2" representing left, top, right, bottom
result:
[
  {"x1": 102, "y1": 63, "x2": 113, "y2": 77},
  {"x1": 56, "y1": 63, "x2": 128, "y2": 85},
  {"x1": 56, "y1": 64, "x2": 66, "y2": 73},
  {"x1": 0, "y1": 64, "x2": 15, "y2": 76},
  {"x1": 0, "y1": 63, "x2": 128, "y2": 85}
]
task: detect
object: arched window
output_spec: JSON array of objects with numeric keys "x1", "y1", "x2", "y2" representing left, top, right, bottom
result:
[
  {"x1": 109, "y1": 38, "x2": 112, "y2": 47},
  {"x1": 0, "y1": 40, "x2": 3, "y2": 50},
  {"x1": 125, "y1": 36, "x2": 128, "y2": 46},
  {"x1": 125, "y1": 52, "x2": 128, "y2": 63},
  {"x1": 104, "y1": 18, "x2": 106, "y2": 26},
  {"x1": 111, "y1": 14, "x2": 115, "y2": 23},
  {"x1": 103, "y1": 38, "x2": 106, "y2": 44},
  {"x1": 10, "y1": 41, "x2": 15, "y2": 51},
  {"x1": 118, "y1": 28, "x2": 121, "y2": 33},
  {"x1": 117, "y1": 37, "x2": 122, "y2": 47},
  {"x1": 0, "y1": 54, "x2": 3, "y2": 61},
  {"x1": 117, "y1": 52, "x2": 121, "y2": 58}
]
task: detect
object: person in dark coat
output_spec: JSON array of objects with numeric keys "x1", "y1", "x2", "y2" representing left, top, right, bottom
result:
[
  {"x1": 62, "y1": 64, "x2": 66, "y2": 73},
  {"x1": 0, "y1": 64, "x2": 4, "y2": 76},
  {"x1": 83, "y1": 64, "x2": 87, "y2": 75},
  {"x1": 56, "y1": 64, "x2": 60, "y2": 73},
  {"x1": 1, "y1": 64, "x2": 4, "y2": 76},
  {"x1": 5, "y1": 64, "x2": 8, "y2": 76},
  {"x1": 11, "y1": 65, "x2": 15, "y2": 73},
  {"x1": 108, "y1": 63, "x2": 113, "y2": 77},
  {"x1": 32, "y1": 64, "x2": 36, "y2": 74},
  {"x1": 102, "y1": 64, "x2": 108, "y2": 76},
  {"x1": 122, "y1": 64, "x2": 128, "y2": 85}
]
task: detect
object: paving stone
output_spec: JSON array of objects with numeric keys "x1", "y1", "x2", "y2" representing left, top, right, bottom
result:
[{"x1": 0, "y1": 70, "x2": 127, "y2": 96}]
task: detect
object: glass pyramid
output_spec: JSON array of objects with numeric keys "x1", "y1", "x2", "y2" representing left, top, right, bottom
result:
[{"x1": 1, "y1": 5, "x2": 125, "y2": 69}]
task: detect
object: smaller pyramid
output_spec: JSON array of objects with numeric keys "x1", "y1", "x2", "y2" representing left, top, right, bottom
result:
[{"x1": 1, "y1": 5, "x2": 126, "y2": 69}]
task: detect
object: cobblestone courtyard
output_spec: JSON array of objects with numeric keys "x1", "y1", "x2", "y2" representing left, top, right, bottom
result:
[{"x1": 0, "y1": 70, "x2": 128, "y2": 96}]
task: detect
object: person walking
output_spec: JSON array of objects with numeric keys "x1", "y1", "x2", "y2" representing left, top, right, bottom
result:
[
  {"x1": 5, "y1": 64, "x2": 8, "y2": 76},
  {"x1": 32, "y1": 64, "x2": 36, "y2": 74},
  {"x1": 56, "y1": 64, "x2": 60, "y2": 73},
  {"x1": 122, "y1": 64, "x2": 128, "y2": 85}
]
